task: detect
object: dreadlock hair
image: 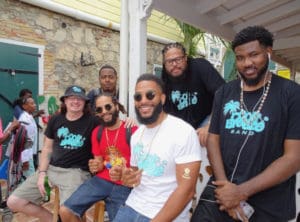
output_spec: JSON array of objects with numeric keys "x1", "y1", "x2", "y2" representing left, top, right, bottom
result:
[
  {"x1": 162, "y1": 42, "x2": 186, "y2": 57},
  {"x1": 96, "y1": 92, "x2": 127, "y2": 114},
  {"x1": 232, "y1": 26, "x2": 274, "y2": 51},
  {"x1": 99, "y1": 64, "x2": 117, "y2": 76},
  {"x1": 136, "y1": 73, "x2": 165, "y2": 94}
]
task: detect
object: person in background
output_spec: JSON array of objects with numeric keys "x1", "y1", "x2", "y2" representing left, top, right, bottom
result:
[
  {"x1": 13, "y1": 89, "x2": 44, "y2": 120},
  {"x1": 161, "y1": 42, "x2": 225, "y2": 147},
  {"x1": 59, "y1": 93, "x2": 137, "y2": 222},
  {"x1": 112, "y1": 74, "x2": 201, "y2": 222},
  {"x1": 18, "y1": 97, "x2": 38, "y2": 179},
  {"x1": 87, "y1": 65, "x2": 119, "y2": 111},
  {"x1": 7, "y1": 85, "x2": 99, "y2": 222},
  {"x1": 191, "y1": 26, "x2": 300, "y2": 222},
  {"x1": 0, "y1": 118, "x2": 19, "y2": 160}
]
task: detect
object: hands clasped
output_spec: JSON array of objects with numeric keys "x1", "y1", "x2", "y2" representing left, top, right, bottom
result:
[{"x1": 213, "y1": 180, "x2": 249, "y2": 221}]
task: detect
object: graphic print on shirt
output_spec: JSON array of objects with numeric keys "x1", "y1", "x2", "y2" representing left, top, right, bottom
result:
[
  {"x1": 171, "y1": 90, "x2": 198, "y2": 110},
  {"x1": 57, "y1": 126, "x2": 85, "y2": 149},
  {"x1": 132, "y1": 143, "x2": 167, "y2": 177},
  {"x1": 224, "y1": 100, "x2": 269, "y2": 135},
  {"x1": 104, "y1": 146, "x2": 126, "y2": 168}
]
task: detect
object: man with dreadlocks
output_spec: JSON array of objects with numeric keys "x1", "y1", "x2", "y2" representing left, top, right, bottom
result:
[
  {"x1": 161, "y1": 42, "x2": 225, "y2": 147},
  {"x1": 59, "y1": 93, "x2": 137, "y2": 222},
  {"x1": 191, "y1": 26, "x2": 300, "y2": 222}
]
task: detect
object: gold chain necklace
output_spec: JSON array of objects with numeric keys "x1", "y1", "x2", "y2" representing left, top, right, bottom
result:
[
  {"x1": 240, "y1": 73, "x2": 272, "y2": 124},
  {"x1": 105, "y1": 121, "x2": 121, "y2": 149},
  {"x1": 138, "y1": 114, "x2": 167, "y2": 162}
]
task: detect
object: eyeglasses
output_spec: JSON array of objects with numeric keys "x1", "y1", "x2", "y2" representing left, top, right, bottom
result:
[
  {"x1": 164, "y1": 55, "x2": 185, "y2": 66},
  {"x1": 95, "y1": 103, "x2": 113, "y2": 114},
  {"x1": 133, "y1": 91, "x2": 156, "y2": 102}
]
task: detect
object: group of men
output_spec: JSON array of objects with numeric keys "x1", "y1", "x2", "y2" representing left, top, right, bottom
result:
[{"x1": 5, "y1": 26, "x2": 300, "y2": 222}]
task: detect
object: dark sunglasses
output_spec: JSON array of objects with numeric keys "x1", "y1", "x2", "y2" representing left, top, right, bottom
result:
[
  {"x1": 133, "y1": 91, "x2": 156, "y2": 102},
  {"x1": 95, "y1": 103, "x2": 113, "y2": 114}
]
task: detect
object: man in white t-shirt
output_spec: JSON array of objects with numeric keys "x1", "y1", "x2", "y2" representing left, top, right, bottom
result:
[{"x1": 111, "y1": 73, "x2": 201, "y2": 222}]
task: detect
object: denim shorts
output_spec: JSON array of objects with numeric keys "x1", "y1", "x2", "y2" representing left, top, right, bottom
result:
[
  {"x1": 113, "y1": 204, "x2": 150, "y2": 222},
  {"x1": 63, "y1": 176, "x2": 131, "y2": 221}
]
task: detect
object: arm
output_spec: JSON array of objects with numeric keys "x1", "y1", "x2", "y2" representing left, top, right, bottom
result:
[
  {"x1": 151, "y1": 161, "x2": 200, "y2": 222},
  {"x1": 0, "y1": 120, "x2": 19, "y2": 144},
  {"x1": 206, "y1": 133, "x2": 227, "y2": 181},
  {"x1": 215, "y1": 139, "x2": 300, "y2": 209},
  {"x1": 37, "y1": 136, "x2": 53, "y2": 196}
]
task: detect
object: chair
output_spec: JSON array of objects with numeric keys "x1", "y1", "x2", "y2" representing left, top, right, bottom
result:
[{"x1": 52, "y1": 186, "x2": 105, "y2": 222}]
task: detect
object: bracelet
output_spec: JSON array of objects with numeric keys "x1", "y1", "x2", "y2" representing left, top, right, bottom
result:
[{"x1": 38, "y1": 170, "x2": 47, "y2": 174}]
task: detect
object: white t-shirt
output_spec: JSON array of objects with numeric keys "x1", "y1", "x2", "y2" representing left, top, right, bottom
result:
[
  {"x1": 19, "y1": 111, "x2": 37, "y2": 162},
  {"x1": 126, "y1": 114, "x2": 201, "y2": 221}
]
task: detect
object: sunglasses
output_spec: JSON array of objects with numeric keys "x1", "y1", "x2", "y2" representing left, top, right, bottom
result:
[
  {"x1": 95, "y1": 103, "x2": 113, "y2": 114},
  {"x1": 133, "y1": 91, "x2": 156, "y2": 102}
]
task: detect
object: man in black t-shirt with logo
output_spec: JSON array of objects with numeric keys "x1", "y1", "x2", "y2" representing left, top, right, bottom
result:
[
  {"x1": 7, "y1": 85, "x2": 99, "y2": 222},
  {"x1": 161, "y1": 42, "x2": 225, "y2": 147},
  {"x1": 191, "y1": 26, "x2": 300, "y2": 222}
]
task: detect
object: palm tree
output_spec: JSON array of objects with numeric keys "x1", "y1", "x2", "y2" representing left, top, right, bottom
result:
[{"x1": 174, "y1": 19, "x2": 206, "y2": 57}]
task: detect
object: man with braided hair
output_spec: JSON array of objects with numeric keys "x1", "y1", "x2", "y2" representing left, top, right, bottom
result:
[{"x1": 60, "y1": 93, "x2": 137, "y2": 222}]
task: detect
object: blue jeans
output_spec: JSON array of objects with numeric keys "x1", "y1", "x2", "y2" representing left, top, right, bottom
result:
[
  {"x1": 113, "y1": 204, "x2": 150, "y2": 222},
  {"x1": 63, "y1": 176, "x2": 131, "y2": 221}
]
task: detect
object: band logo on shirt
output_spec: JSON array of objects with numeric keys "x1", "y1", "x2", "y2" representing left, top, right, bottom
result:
[
  {"x1": 57, "y1": 126, "x2": 85, "y2": 149},
  {"x1": 171, "y1": 90, "x2": 198, "y2": 110},
  {"x1": 223, "y1": 100, "x2": 269, "y2": 135},
  {"x1": 132, "y1": 143, "x2": 167, "y2": 177}
]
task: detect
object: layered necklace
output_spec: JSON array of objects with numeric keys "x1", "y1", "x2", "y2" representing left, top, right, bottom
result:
[
  {"x1": 240, "y1": 72, "x2": 272, "y2": 124},
  {"x1": 137, "y1": 114, "x2": 167, "y2": 163},
  {"x1": 105, "y1": 121, "x2": 121, "y2": 150}
]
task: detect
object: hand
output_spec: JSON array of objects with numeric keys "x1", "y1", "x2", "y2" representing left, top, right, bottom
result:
[
  {"x1": 109, "y1": 165, "x2": 123, "y2": 181},
  {"x1": 213, "y1": 180, "x2": 247, "y2": 210},
  {"x1": 22, "y1": 161, "x2": 29, "y2": 171},
  {"x1": 88, "y1": 158, "x2": 103, "y2": 174},
  {"x1": 37, "y1": 109, "x2": 45, "y2": 116},
  {"x1": 227, "y1": 205, "x2": 249, "y2": 222},
  {"x1": 37, "y1": 172, "x2": 47, "y2": 197},
  {"x1": 9, "y1": 120, "x2": 20, "y2": 132},
  {"x1": 196, "y1": 123, "x2": 209, "y2": 147},
  {"x1": 124, "y1": 117, "x2": 137, "y2": 128},
  {"x1": 121, "y1": 167, "x2": 142, "y2": 188}
]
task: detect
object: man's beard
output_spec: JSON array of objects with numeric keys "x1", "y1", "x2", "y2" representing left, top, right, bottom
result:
[
  {"x1": 135, "y1": 102, "x2": 163, "y2": 125},
  {"x1": 100, "y1": 110, "x2": 119, "y2": 127},
  {"x1": 239, "y1": 56, "x2": 269, "y2": 86}
]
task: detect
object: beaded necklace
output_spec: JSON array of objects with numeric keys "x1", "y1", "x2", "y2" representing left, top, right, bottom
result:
[{"x1": 240, "y1": 73, "x2": 272, "y2": 124}]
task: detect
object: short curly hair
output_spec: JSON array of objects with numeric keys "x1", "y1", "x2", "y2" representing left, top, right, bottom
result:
[{"x1": 232, "y1": 26, "x2": 274, "y2": 50}]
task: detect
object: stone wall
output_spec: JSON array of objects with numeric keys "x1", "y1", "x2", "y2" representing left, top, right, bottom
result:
[{"x1": 0, "y1": 0, "x2": 164, "y2": 100}]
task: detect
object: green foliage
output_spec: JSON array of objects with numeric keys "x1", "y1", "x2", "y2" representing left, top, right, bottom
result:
[{"x1": 174, "y1": 19, "x2": 205, "y2": 57}]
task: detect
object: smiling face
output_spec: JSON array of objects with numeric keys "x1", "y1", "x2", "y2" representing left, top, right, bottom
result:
[
  {"x1": 64, "y1": 96, "x2": 86, "y2": 114},
  {"x1": 134, "y1": 80, "x2": 165, "y2": 127},
  {"x1": 95, "y1": 95, "x2": 119, "y2": 127},
  {"x1": 235, "y1": 40, "x2": 271, "y2": 86},
  {"x1": 163, "y1": 47, "x2": 188, "y2": 78}
]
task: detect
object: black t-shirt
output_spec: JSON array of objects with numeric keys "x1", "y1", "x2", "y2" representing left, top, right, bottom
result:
[
  {"x1": 210, "y1": 74, "x2": 300, "y2": 220},
  {"x1": 45, "y1": 113, "x2": 99, "y2": 171},
  {"x1": 162, "y1": 58, "x2": 225, "y2": 129}
]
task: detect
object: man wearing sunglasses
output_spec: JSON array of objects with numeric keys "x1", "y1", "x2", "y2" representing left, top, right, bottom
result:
[
  {"x1": 161, "y1": 42, "x2": 225, "y2": 147},
  {"x1": 112, "y1": 74, "x2": 201, "y2": 222},
  {"x1": 87, "y1": 64, "x2": 119, "y2": 111},
  {"x1": 7, "y1": 85, "x2": 99, "y2": 222},
  {"x1": 59, "y1": 93, "x2": 137, "y2": 222}
]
